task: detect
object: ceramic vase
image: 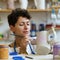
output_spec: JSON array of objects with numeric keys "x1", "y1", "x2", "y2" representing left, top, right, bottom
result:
[
  {"x1": 7, "y1": 0, "x2": 15, "y2": 9},
  {"x1": 34, "y1": 0, "x2": 45, "y2": 9},
  {"x1": 19, "y1": 0, "x2": 28, "y2": 9}
]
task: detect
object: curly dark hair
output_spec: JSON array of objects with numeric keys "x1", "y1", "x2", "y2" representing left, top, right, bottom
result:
[{"x1": 7, "y1": 8, "x2": 31, "y2": 26}]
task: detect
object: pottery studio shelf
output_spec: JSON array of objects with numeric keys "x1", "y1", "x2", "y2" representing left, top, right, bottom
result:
[
  {"x1": 46, "y1": 24, "x2": 60, "y2": 30},
  {"x1": 0, "y1": 8, "x2": 59, "y2": 13}
]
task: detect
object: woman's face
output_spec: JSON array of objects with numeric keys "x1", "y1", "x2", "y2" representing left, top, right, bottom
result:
[{"x1": 10, "y1": 16, "x2": 31, "y2": 37}]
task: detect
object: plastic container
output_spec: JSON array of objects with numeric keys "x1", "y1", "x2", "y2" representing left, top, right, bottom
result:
[
  {"x1": 51, "y1": 9, "x2": 57, "y2": 26},
  {"x1": 53, "y1": 43, "x2": 60, "y2": 60},
  {"x1": 30, "y1": 21, "x2": 36, "y2": 37},
  {"x1": 39, "y1": 24, "x2": 45, "y2": 31}
]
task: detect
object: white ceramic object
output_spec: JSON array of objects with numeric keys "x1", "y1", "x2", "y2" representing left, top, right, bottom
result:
[
  {"x1": 34, "y1": 0, "x2": 45, "y2": 9},
  {"x1": 36, "y1": 31, "x2": 50, "y2": 55},
  {"x1": 36, "y1": 31, "x2": 48, "y2": 45},
  {"x1": 36, "y1": 44, "x2": 50, "y2": 55},
  {"x1": 19, "y1": 0, "x2": 28, "y2": 9},
  {"x1": 7, "y1": 0, "x2": 15, "y2": 9}
]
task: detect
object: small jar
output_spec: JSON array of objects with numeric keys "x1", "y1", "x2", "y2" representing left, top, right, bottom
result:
[
  {"x1": 0, "y1": 45, "x2": 9, "y2": 59},
  {"x1": 53, "y1": 43, "x2": 60, "y2": 60}
]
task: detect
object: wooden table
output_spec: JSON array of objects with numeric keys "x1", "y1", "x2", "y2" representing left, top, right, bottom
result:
[{"x1": 9, "y1": 54, "x2": 53, "y2": 60}]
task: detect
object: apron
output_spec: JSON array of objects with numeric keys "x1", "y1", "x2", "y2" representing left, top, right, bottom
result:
[{"x1": 14, "y1": 41, "x2": 35, "y2": 54}]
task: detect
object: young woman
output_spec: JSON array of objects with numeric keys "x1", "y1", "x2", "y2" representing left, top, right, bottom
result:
[{"x1": 8, "y1": 8, "x2": 35, "y2": 54}]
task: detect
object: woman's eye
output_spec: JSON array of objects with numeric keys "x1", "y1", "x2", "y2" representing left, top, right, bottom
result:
[
  {"x1": 19, "y1": 23, "x2": 24, "y2": 26},
  {"x1": 27, "y1": 23, "x2": 30, "y2": 25},
  {"x1": 27, "y1": 22, "x2": 30, "y2": 25},
  {"x1": 19, "y1": 22, "x2": 30, "y2": 26}
]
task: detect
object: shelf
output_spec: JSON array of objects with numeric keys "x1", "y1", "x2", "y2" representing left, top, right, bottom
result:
[
  {"x1": 27, "y1": 9, "x2": 52, "y2": 12},
  {"x1": 27, "y1": 9, "x2": 59, "y2": 12},
  {"x1": 52, "y1": 5, "x2": 60, "y2": 9},
  {"x1": 46, "y1": 24, "x2": 60, "y2": 30},
  {"x1": 0, "y1": 9, "x2": 12, "y2": 13},
  {"x1": 0, "y1": 9, "x2": 50, "y2": 12},
  {"x1": 0, "y1": 9, "x2": 59, "y2": 13}
]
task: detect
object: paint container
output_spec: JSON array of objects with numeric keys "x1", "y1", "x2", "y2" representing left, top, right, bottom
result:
[
  {"x1": 0, "y1": 45, "x2": 9, "y2": 59},
  {"x1": 53, "y1": 43, "x2": 60, "y2": 60}
]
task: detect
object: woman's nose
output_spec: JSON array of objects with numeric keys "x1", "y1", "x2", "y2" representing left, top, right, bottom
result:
[{"x1": 24, "y1": 24, "x2": 28, "y2": 30}]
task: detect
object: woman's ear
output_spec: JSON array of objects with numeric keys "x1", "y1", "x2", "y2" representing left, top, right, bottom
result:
[{"x1": 9, "y1": 25, "x2": 15, "y2": 32}]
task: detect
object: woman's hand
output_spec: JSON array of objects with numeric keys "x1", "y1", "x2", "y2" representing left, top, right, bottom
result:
[
  {"x1": 20, "y1": 37, "x2": 29, "y2": 48},
  {"x1": 16, "y1": 36, "x2": 29, "y2": 54}
]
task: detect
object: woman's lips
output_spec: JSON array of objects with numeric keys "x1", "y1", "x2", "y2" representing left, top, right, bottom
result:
[{"x1": 23, "y1": 31, "x2": 29, "y2": 34}]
